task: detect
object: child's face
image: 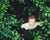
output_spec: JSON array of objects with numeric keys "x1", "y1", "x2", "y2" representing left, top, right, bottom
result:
[{"x1": 28, "y1": 19, "x2": 36, "y2": 26}]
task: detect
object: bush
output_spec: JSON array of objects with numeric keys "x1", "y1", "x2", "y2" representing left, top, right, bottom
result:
[{"x1": 0, "y1": 0, "x2": 50, "y2": 40}]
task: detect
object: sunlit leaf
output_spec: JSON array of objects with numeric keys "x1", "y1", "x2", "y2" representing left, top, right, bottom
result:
[{"x1": 41, "y1": 26, "x2": 45, "y2": 29}]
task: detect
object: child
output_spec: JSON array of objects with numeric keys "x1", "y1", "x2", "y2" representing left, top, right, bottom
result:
[{"x1": 21, "y1": 15, "x2": 43, "y2": 30}]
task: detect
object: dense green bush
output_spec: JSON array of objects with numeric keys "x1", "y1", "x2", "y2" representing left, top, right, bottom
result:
[
  {"x1": 0, "y1": 0, "x2": 24, "y2": 40},
  {"x1": 0, "y1": 0, "x2": 50, "y2": 40}
]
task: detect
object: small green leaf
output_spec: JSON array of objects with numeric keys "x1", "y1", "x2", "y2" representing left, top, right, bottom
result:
[
  {"x1": 41, "y1": 26, "x2": 45, "y2": 29},
  {"x1": 4, "y1": 10, "x2": 7, "y2": 12},
  {"x1": 47, "y1": 31, "x2": 50, "y2": 34},
  {"x1": 44, "y1": 34, "x2": 48, "y2": 36}
]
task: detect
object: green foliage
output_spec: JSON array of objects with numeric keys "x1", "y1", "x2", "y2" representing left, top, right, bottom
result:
[
  {"x1": 19, "y1": 0, "x2": 25, "y2": 4},
  {"x1": 0, "y1": 0, "x2": 50, "y2": 40},
  {"x1": 0, "y1": 14, "x2": 24, "y2": 40},
  {"x1": 32, "y1": 0, "x2": 50, "y2": 40},
  {"x1": 34, "y1": 35, "x2": 43, "y2": 40},
  {"x1": 0, "y1": 0, "x2": 24, "y2": 40}
]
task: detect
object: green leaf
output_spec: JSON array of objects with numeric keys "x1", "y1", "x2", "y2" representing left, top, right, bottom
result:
[
  {"x1": 22, "y1": 0, "x2": 25, "y2": 4},
  {"x1": 47, "y1": 31, "x2": 50, "y2": 34},
  {"x1": 4, "y1": 10, "x2": 7, "y2": 12},
  {"x1": 41, "y1": 26, "x2": 45, "y2": 29},
  {"x1": 45, "y1": 28, "x2": 48, "y2": 31},
  {"x1": 44, "y1": 34, "x2": 48, "y2": 36},
  {"x1": 29, "y1": 13, "x2": 31, "y2": 16},
  {"x1": 45, "y1": 13, "x2": 47, "y2": 16},
  {"x1": 48, "y1": 13, "x2": 50, "y2": 17}
]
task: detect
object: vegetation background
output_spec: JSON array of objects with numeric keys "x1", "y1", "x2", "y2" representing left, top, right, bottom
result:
[{"x1": 0, "y1": 0, "x2": 50, "y2": 40}]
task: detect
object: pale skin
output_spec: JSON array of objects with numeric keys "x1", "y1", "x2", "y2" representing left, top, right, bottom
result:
[{"x1": 21, "y1": 19, "x2": 43, "y2": 30}]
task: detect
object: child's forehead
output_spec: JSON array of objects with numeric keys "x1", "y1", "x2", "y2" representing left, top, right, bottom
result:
[
  {"x1": 29, "y1": 18, "x2": 35, "y2": 20},
  {"x1": 29, "y1": 19, "x2": 35, "y2": 22}
]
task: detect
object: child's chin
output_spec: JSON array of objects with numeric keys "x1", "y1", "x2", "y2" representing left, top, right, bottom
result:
[{"x1": 31, "y1": 25, "x2": 32, "y2": 26}]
